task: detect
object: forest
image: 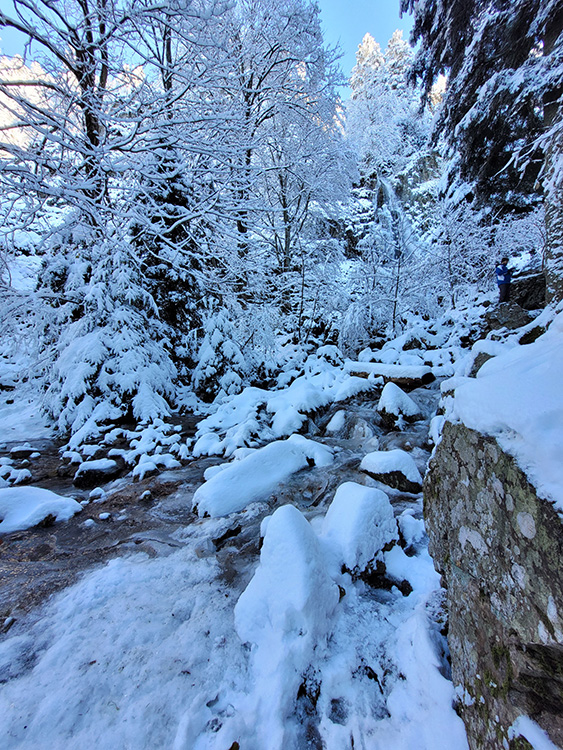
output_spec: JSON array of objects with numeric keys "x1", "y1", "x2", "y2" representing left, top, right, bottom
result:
[{"x1": 0, "y1": 1, "x2": 562, "y2": 749}]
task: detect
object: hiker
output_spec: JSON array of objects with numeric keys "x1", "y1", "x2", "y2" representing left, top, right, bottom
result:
[{"x1": 495, "y1": 257, "x2": 512, "y2": 303}]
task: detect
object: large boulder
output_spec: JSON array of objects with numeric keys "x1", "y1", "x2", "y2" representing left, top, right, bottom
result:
[
  {"x1": 425, "y1": 421, "x2": 563, "y2": 750},
  {"x1": 511, "y1": 272, "x2": 546, "y2": 311},
  {"x1": 482, "y1": 302, "x2": 537, "y2": 332}
]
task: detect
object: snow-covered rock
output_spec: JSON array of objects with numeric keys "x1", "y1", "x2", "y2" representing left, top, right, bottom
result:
[
  {"x1": 0, "y1": 487, "x2": 82, "y2": 533},
  {"x1": 449, "y1": 310, "x2": 563, "y2": 512},
  {"x1": 192, "y1": 435, "x2": 334, "y2": 517},
  {"x1": 321, "y1": 482, "x2": 398, "y2": 574},
  {"x1": 9, "y1": 443, "x2": 34, "y2": 459},
  {"x1": 234, "y1": 504, "x2": 339, "y2": 749},
  {"x1": 377, "y1": 382, "x2": 422, "y2": 428},
  {"x1": 346, "y1": 361, "x2": 435, "y2": 389},
  {"x1": 360, "y1": 449, "x2": 423, "y2": 493},
  {"x1": 73, "y1": 458, "x2": 121, "y2": 488}
]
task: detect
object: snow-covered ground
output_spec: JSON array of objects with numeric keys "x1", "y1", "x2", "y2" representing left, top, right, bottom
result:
[
  {"x1": 0, "y1": 491, "x2": 467, "y2": 750},
  {"x1": 0, "y1": 321, "x2": 473, "y2": 749},
  {"x1": 4, "y1": 299, "x2": 562, "y2": 749}
]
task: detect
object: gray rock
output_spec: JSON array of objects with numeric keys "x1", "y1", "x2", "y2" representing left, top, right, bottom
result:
[
  {"x1": 511, "y1": 272, "x2": 546, "y2": 310},
  {"x1": 468, "y1": 352, "x2": 495, "y2": 378},
  {"x1": 362, "y1": 468, "x2": 422, "y2": 494},
  {"x1": 425, "y1": 422, "x2": 563, "y2": 749},
  {"x1": 483, "y1": 302, "x2": 537, "y2": 332}
]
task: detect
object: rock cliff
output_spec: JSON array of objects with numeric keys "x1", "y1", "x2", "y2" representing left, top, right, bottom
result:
[{"x1": 425, "y1": 421, "x2": 563, "y2": 749}]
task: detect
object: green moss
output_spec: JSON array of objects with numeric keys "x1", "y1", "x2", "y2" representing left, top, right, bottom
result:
[{"x1": 509, "y1": 737, "x2": 534, "y2": 750}]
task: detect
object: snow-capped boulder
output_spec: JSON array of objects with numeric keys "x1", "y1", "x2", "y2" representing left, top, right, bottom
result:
[
  {"x1": 234, "y1": 504, "x2": 339, "y2": 748},
  {"x1": 377, "y1": 382, "x2": 422, "y2": 429},
  {"x1": 0, "y1": 487, "x2": 82, "y2": 533},
  {"x1": 360, "y1": 449, "x2": 423, "y2": 493},
  {"x1": 321, "y1": 482, "x2": 398, "y2": 575},
  {"x1": 192, "y1": 435, "x2": 333, "y2": 517},
  {"x1": 73, "y1": 458, "x2": 122, "y2": 488},
  {"x1": 9, "y1": 443, "x2": 34, "y2": 460}
]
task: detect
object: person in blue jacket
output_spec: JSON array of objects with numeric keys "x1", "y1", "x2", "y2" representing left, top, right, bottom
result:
[{"x1": 495, "y1": 257, "x2": 512, "y2": 302}]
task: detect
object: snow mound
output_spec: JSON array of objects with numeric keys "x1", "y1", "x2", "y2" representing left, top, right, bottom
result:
[
  {"x1": 321, "y1": 482, "x2": 398, "y2": 574},
  {"x1": 234, "y1": 504, "x2": 339, "y2": 748},
  {"x1": 0, "y1": 487, "x2": 82, "y2": 533},
  {"x1": 192, "y1": 435, "x2": 333, "y2": 517},
  {"x1": 235, "y1": 504, "x2": 339, "y2": 645},
  {"x1": 378, "y1": 382, "x2": 421, "y2": 418},
  {"x1": 361, "y1": 449, "x2": 423, "y2": 485}
]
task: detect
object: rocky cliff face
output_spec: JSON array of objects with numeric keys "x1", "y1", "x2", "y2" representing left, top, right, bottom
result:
[{"x1": 425, "y1": 422, "x2": 563, "y2": 749}]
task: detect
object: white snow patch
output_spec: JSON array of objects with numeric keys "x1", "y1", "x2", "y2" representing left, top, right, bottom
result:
[
  {"x1": 325, "y1": 410, "x2": 346, "y2": 433},
  {"x1": 360, "y1": 449, "x2": 423, "y2": 485},
  {"x1": 321, "y1": 482, "x2": 398, "y2": 573},
  {"x1": 0, "y1": 487, "x2": 82, "y2": 533},
  {"x1": 509, "y1": 716, "x2": 560, "y2": 750},
  {"x1": 193, "y1": 435, "x2": 333, "y2": 517}
]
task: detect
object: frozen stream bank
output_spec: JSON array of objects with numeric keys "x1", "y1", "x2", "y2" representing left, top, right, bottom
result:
[{"x1": 0, "y1": 349, "x2": 468, "y2": 749}]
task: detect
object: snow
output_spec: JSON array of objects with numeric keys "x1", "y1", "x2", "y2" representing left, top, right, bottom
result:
[
  {"x1": 325, "y1": 409, "x2": 346, "y2": 433},
  {"x1": 449, "y1": 311, "x2": 563, "y2": 511},
  {"x1": 321, "y1": 481, "x2": 398, "y2": 573},
  {"x1": 347, "y1": 361, "x2": 434, "y2": 380},
  {"x1": 378, "y1": 382, "x2": 421, "y2": 417},
  {"x1": 76, "y1": 458, "x2": 117, "y2": 474},
  {"x1": 234, "y1": 504, "x2": 340, "y2": 748},
  {"x1": 0, "y1": 486, "x2": 82, "y2": 533},
  {"x1": 192, "y1": 435, "x2": 334, "y2": 517},
  {"x1": 192, "y1": 356, "x2": 382, "y2": 459},
  {"x1": 509, "y1": 716, "x2": 560, "y2": 750},
  {"x1": 360, "y1": 449, "x2": 423, "y2": 485},
  {"x1": 0, "y1": 391, "x2": 52, "y2": 442},
  {"x1": 398, "y1": 509, "x2": 426, "y2": 547}
]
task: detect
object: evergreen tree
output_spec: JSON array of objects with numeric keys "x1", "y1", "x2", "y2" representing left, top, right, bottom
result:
[{"x1": 401, "y1": 0, "x2": 563, "y2": 302}]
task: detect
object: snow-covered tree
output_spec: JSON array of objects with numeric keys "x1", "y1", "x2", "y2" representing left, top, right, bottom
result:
[
  {"x1": 192, "y1": 309, "x2": 248, "y2": 402},
  {"x1": 401, "y1": 0, "x2": 563, "y2": 302},
  {"x1": 347, "y1": 30, "x2": 428, "y2": 180}
]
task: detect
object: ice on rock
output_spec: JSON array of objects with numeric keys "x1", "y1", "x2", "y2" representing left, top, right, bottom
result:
[
  {"x1": 321, "y1": 482, "x2": 398, "y2": 574},
  {"x1": 0, "y1": 487, "x2": 82, "y2": 533},
  {"x1": 192, "y1": 435, "x2": 333, "y2": 517},
  {"x1": 234, "y1": 504, "x2": 339, "y2": 748}
]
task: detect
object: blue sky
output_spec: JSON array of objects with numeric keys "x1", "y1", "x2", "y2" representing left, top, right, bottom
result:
[{"x1": 316, "y1": 0, "x2": 414, "y2": 81}]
